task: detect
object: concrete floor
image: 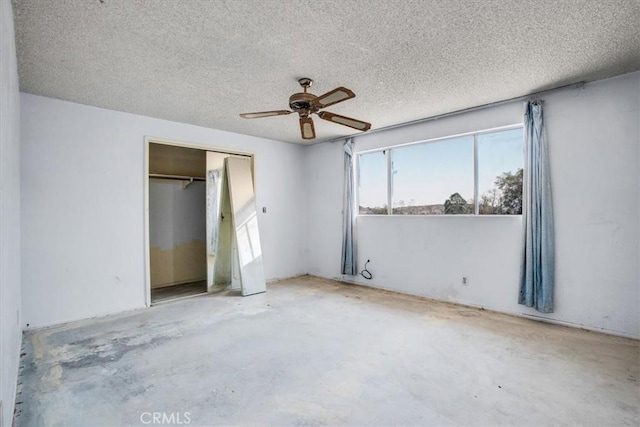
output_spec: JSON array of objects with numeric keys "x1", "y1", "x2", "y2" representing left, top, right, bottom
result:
[
  {"x1": 151, "y1": 280, "x2": 207, "y2": 304},
  {"x1": 15, "y1": 276, "x2": 639, "y2": 426}
]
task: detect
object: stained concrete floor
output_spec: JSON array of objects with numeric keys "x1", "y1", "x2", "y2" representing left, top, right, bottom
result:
[{"x1": 15, "y1": 276, "x2": 639, "y2": 426}]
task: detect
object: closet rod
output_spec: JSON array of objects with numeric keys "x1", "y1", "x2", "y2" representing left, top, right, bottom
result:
[{"x1": 149, "y1": 173, "x2": 206, "y2": 181}]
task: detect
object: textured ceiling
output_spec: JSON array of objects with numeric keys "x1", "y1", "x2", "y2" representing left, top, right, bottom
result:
[{"x1": 12, "y1": 0, "x2": 640, "y2": 144}]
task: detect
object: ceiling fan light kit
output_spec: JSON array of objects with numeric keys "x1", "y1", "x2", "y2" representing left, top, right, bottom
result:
[{"x1": 240, "y1": 78, "x2": 371, "y2": 140}]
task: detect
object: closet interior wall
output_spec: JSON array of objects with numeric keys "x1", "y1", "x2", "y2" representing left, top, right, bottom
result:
[{"x1": 148, "y1": 143, "x2": 207, "y2": 293}]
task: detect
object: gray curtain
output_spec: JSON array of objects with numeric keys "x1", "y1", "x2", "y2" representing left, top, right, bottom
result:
[
  {"x1": 341, "y1": 138, "x2": 357, "y2": 275},
  {"x1": 519, "y1": 101, "x2": 554, "y2": 313}
]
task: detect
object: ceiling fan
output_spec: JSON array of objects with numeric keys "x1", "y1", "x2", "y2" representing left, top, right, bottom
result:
[{"x1": 239, "y1": 78, "x2": 371, "y2": 140}]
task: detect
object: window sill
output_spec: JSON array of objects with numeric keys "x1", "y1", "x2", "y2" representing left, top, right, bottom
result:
[{"x1": 357, "y1": 214, "x2": 523, "y2": 218}]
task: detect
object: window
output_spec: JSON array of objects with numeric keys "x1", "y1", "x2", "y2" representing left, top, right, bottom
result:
[
  {"x1": 358, "y1": 127, "x2": 523, "y2": 215},
  {"x1": 358, "y1": 150, "x2": 388, "y2": 214},
  {"x1": 477, "y1": 128, "x2": 523, "y2": 215}
]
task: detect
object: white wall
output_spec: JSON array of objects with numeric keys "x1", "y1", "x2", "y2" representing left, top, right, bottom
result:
[
  {"x1": 307, "y1": 72, "x2": 640, "y2": 339},
  {"x1": 149, "y1": 180, "x2": 206, "y2": 287},
  {"x1": 149, "y1": 181, "x2": 206, "y2": 253},
  {"x1": 21, "y1": 94, "x2": 308, "y2": 328},
  {"x1": 0, "y1": 0, "x2": 22, "y2": 424}
]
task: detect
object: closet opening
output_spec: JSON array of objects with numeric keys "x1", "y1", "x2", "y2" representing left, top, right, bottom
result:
[
  {"x1": 148, "y1": 143, "x2": 207, "y2": 304},
  {"x1": 145, "y1": 138, "x2": 266, "y2": 306}
]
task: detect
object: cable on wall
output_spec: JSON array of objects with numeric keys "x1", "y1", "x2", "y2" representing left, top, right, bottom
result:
[{"x1": 360, "y1": 260, "x2": 373, "y2": 280}]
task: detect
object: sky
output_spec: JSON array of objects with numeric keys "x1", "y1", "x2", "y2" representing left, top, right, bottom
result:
[{"x1": 358, "y1": 128, "x2": 523, "y2": 208}]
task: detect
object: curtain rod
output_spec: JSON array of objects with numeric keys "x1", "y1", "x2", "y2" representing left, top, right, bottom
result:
[
  {"x1": 149, "y1": 173, "x2": 205, "y2": 181},
  {"x1": 330, "y1": 80, "x2": 585, "y2": 143}
]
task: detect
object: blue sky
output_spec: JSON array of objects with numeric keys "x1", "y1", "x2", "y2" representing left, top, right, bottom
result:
[{"x1": 358, "y1": 128, "x2": 523, "y2": 208}]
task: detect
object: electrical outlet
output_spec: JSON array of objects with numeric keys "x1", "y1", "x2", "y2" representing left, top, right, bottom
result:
[{"x1": 462, "y1": 276, "x2": 468, "y2": 286}]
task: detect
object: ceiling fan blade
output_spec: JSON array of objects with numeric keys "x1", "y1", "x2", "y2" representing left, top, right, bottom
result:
[
  {"x1": 317, "y1": 111, "x2": 371, "y2": 131},
  {"x1": 311, "y1": 87, "x2": 355, "y2": 109},
  {"x1": 299, "y1": 117, "x2": 316, "y2": 140},
  {"x1": 239, "y1": 110, "x2": 292, "y2": 119}
]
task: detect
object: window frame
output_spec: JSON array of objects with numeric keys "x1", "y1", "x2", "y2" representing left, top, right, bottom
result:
[{"x1": 356, "y1": 124, "x2": 524, "y2": 216}]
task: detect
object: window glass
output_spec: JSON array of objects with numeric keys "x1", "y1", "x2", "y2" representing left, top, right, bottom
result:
[
  {"x1": 391, "y1": 136, "x2": 474, "y2": 214},
  {"x1": 358, "y1": 151, "x2": 388, "y2": 214},
  {"x1": 477, "y1": 128, "x2": 524, "y2": 215}
]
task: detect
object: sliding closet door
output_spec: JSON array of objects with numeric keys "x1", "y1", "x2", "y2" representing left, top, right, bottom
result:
[
  {"x1": 225, "y1": 156, "x2": 266, "y2": 296},
  {"x1": 205, "y1": 151, "x2": 228, "y2": 292}
]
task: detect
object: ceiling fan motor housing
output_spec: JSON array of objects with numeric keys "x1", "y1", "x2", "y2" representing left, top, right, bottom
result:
[{"x1": 289, "y1": 92, "x2": 318, "y2": 117}]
